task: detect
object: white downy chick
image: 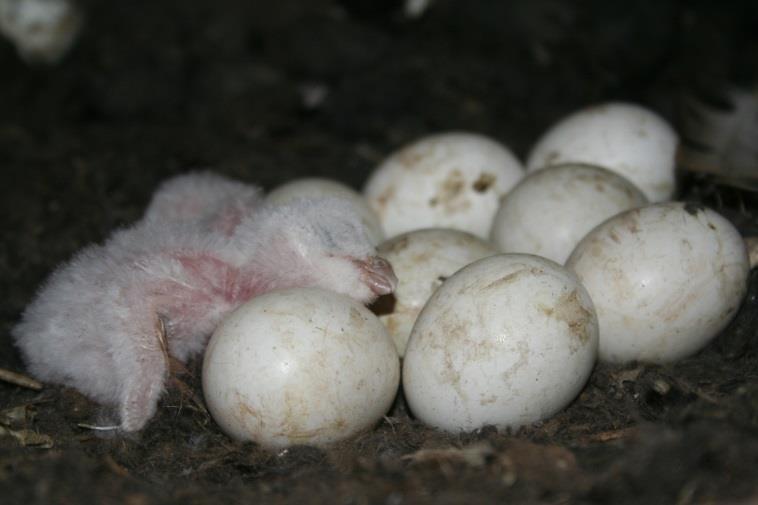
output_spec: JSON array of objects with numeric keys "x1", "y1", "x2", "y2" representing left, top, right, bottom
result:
[{"x1": 12, "y1": 173, "x2": 397, "y2": 432}]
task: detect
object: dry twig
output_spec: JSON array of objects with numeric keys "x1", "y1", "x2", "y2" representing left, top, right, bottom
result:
[
  {"x1": 0, "y1": 367, "x2": 43, "y2": 390},
  {"x1": 402, "y1": 442, "x2": 494, "y2": 468}
]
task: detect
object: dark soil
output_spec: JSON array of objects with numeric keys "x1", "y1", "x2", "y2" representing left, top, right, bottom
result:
[{"x1": 2, "y1": 1, "x2": 758, "y2": 503}]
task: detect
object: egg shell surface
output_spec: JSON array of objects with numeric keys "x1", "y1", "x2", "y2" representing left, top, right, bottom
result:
[
  {"x1": 202, "y1": 287, "x2": 400, "y2": 449},
  {"x1": 403, "y1": 254, "x2": 598, "y2": 433},
  {"x1": 566, "y1": 202, "x2": 749, "y2": 364},
  {"x1": 364, "y1": 132, "x2": 524, "y2": 239},
  {"x1": 490, "y1": 163, "x2": 648, "y2": 264},
  {"x1": 526, "y1": 102, "x2": 678, "y2": 202},
  {"x1": 376, "y1": 228, "x2": 497, "y2": 356},
  {"x1": 266, "y1": 177, "x2": 385, "y2": 245}
]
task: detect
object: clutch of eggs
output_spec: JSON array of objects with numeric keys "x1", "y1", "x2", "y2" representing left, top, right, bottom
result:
[{"x1": 201, "y1": 107, "x2": 752, "y2": 441}]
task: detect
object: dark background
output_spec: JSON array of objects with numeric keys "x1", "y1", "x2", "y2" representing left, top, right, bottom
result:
[{"x1": 1, "y1": 1, "x2": 758, "y2": 503}]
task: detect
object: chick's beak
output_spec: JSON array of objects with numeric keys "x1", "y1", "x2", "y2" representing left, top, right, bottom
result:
[{"x1": 357, "y1": 256, "x2": 398, "y2": 296}]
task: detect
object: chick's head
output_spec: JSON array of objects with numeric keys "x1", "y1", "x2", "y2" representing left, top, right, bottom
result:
[{"x1": 239, "y1": 196, "x2": 397, "y2": 303}]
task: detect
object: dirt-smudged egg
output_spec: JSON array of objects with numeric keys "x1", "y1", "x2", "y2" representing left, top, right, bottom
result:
[
  {"x1": 526, "y1": 103, "x2": 678, "y2": 202},
  {"x1": 490, "y1": 163, "x2": 648, "y2": 264},
  {"x1": 374, "y1": 228, "x2": 497, "y2": 357},
  {"x1": 364, "y1": 132, "x2": 524, "y2": 239},
  {"x1": 402, "y1": 254, "x2": 598, "y2": 433},
  {"x1": 202, "y1": 288, "x2": 400, "y2": 449},
  {"x1": 266, "y1": 177, "x2": 385, "y2": 245},
  {"x1": 566, "y1": 202, "x2": 750, "y2": 364}
]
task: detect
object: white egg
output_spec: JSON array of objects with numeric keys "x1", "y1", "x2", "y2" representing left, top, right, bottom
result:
[
  {"x1": 375, "y1": 228, "x2": 497, "y2": 357},
  {"x1": 566, "y1": 202, "x2": 750, "y2": 364},
  {"x1": 202, "y1": 287, "x2": 400, "y2": 449},
  {"x1": 490, "y1": 163, "x2": 648, "y2": 264},
  {"x1": 364, "y1": 132, "x2": 524, "y2": 239},
  {"x1": 403, "y1": 254, "x2": 598, "y2": 433},
  {"x1": 266, "y1": 177, "x2": 385, "y2": 245},
  {"x1": 0, "y1": 0, "x2": 82, "y2": 64},
  {"x1": 526, "y1": 102, "x2": 678, "y2": 202}
]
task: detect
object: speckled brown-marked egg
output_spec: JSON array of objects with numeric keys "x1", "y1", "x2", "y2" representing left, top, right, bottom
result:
[
  {"x1": 266, "y1": 177, "x2": 385, "y2": 245},
  {"x1": 566, "y1": 202, "x2": 750, "y2": 364},
  {"x1": 526, "y1": 103, "x2": 678, "y2": 202},
  {"x1": 202, "y1": 287, "x2": 400, "y2": 449},
  {"x1": 364, "y1": 132, "x2": 524, "y2": 239},
  {"x1": 402, "y1": 254, "x2": 598, "y2": 433},
  {"x1": 490, "y1": 163, "x2": 648, "y2": 264},
  {"x1": 375, "y1": 228, "x2": 497, "y2": 356}
]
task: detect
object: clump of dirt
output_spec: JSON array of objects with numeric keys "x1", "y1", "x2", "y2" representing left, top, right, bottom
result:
[{"x1": 2, "y1": 1, "x2": 758, "y2": 503}]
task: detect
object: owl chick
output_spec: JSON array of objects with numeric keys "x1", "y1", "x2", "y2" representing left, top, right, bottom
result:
[{"x1": 12, "y1": 173, "x2": 397, "y2": 432}]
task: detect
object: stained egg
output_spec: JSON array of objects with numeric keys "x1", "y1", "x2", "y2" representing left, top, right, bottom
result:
[
  {"x1": 490, "y1": 163, "x2": 648, "y2": 264},
  {"x1": 566, "y1": 202, "x2": 750, "y2": 363},
  {"x1": 364, "y1": 132, "x2": 524, "y2": 239},
  {"x1": 202, "y1": 287, "x2": 400, "y2": 449},
  {"x1": 375, "y1": 228, "x2": 497, "y2": 356},
  {"x1": 402, "y1": 254, "x2": 598, "y2": 433},
  {"x1": 526, "y1": 102, "x2": 678, "y2": 202}
]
